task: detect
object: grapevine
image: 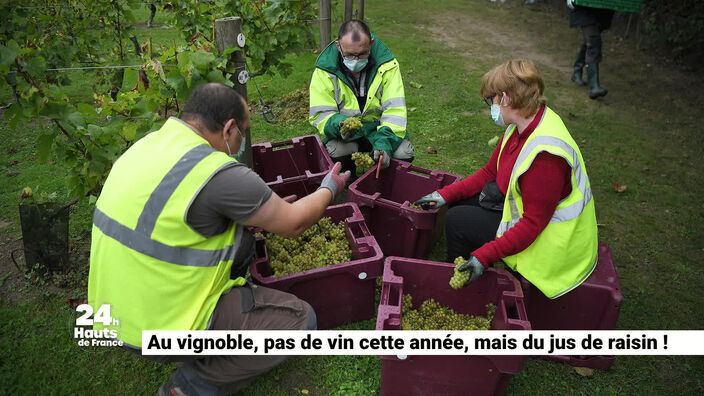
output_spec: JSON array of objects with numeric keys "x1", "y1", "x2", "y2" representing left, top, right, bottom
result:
[
  {"x1": 449, "y1": 256, "x2": 471, "y2": 290},
  {"x1": 400, "y1": 294, "x2": 495, "y2": 331},
  {"x1": 260, "y1": 217, "x2": 353, "y2": 277}
]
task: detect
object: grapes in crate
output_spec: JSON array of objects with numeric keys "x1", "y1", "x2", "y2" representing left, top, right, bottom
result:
[
  {"x1": 400, "y1": 294, "x2": 495, "y2": 330},
  {"x1": 258, "y1": 217, "x2": 353, "y2": 277}
]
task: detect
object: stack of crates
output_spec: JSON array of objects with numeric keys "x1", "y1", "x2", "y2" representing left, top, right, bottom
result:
[{"x1": 520, "y1": 243, "x2": 623, "y2": 370}]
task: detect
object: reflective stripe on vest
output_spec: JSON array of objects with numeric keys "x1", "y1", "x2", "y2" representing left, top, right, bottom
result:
[
  {"x1": 93, "y1": 207, "x2": 240, "y2": 267},
  {"x1": 93, "y1": 143, "x2": 242, "y2": 266},
  {"x1": 496, "y1": 135, "x2": 593, "y2": 236}
]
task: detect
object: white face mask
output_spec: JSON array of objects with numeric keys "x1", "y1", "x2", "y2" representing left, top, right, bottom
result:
[{"x1": 491, "y1": 104, "x2": 504, "y2": 126}]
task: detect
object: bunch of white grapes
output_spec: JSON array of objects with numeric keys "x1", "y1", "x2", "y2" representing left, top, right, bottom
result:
[
  {"x1": 351, "y1": 152, "x2": 375, "y2": 174},
  {"x1": 340, "y1": 117, "x2": 362, "y2": 138},
  {"x1": 400, "y1": 294, "x2": 495, "y2": 331},
  {"x1": 259, "y1": 217, "x2": 353, "y2": 277},
  {"x1": 449, "y1": 256, "x2": 471, "y2": 289}
]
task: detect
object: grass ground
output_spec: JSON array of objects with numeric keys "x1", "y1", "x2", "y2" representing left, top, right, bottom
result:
[{"x1": 1, "y1": 0, "x2": 703, "y2": 395}]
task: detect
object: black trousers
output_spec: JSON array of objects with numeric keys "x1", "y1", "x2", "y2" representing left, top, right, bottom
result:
[
  {"x1": 445, "y1": 195, "x2": 502, "y2": 263},
  {"x1": 581, "y1": 24, "x2": 604, "y2": 63}
]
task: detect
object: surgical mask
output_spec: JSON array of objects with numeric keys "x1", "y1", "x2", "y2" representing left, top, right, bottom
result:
[
  {"x1": 491, "y1": 104, "x2": 505, "y2": 126},
  {"x1": 343, "y1": 58, "x2": 368, "y2": 73},
  {"x1": 234, "y1": 135, "x2": 246, "y2": 161},
  {"x1": 225, "y1": 125, "x2": 246, "y2": 161}
]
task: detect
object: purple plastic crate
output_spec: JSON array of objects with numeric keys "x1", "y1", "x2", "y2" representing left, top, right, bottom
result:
[
  {"x1": 520, "y1": 243, "x2": 623, "y2": 370},
  {"x1": 250, "y1": 202, "x2": 383, "y2": 329},
  {"x1": 347, "y1": 160, "x2": 461, "y2": 259},
  {"x1": 376, "y1": 257, "x2": 531, "y2": 396},
  {"x1": 251, "y1": 134, "x2": 333, "y2": 200}
]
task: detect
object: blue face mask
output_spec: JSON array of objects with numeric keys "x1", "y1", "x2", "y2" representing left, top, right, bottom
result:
[
  {"x1": 491, "y1": 104, "x2": 505, "y2": 127},
  {"x1": 343, "y1": 58, "x2": 368, "y2": 73},
  {"x1": 225, "y1": 125, "x2": 246, "y2": 161},
  {"x1": 234, "y1": 135, "x2": 246, "y2": 161}
]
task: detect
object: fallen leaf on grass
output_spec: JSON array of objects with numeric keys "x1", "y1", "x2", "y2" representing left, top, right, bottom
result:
[
  {"x1": 301, "y1": 390, "x2": 310, "y2": 395},
  {"x1": 409, "y1": 81, "x2": 423, "y2": 89},
  {"x1": 487, "y1": 135, "x2": 499, "y2": 147},
  {"x1": 612, "y1": 183, "x2": 628, "y2": 193},
  {"x1": 66, "y1": 297, "x2": 87, "y2": 309},
  {"x1": 573, "y1": 366, "x2": 595, "y2": 377},
  {"x1": 7, "y1": 160, "x2": 18, "y2": 166},
  {"x1": 425, "y1": 146, "x2": 438, "y2": 154},
  {"x1": 408, "y1": 107, "x2": 417, "y2": 112}
]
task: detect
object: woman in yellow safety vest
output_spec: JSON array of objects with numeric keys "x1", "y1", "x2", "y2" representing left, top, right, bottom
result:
[{"x1": 416, "y1": 59, "x2": 598, "y2": 299}]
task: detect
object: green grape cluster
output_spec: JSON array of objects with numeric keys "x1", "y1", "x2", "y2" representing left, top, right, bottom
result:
[
  {"x1": 449, "y1": 256, "x2": 471, "y2": 289},
  {"x1": 400, "y1": 294, "x2": 495, "y2": 331},
  {"x1": 340, "y1": 117, "x2": 363, "y2": 137},
  {"x1": 261, "y1": 217, "x2": 353, "y2": 277},
  {"x1": 351, "y1": 152, "x2": 375, "y2": 174},
  {"x1": 409, "y1": 203, "x2": 422, "y2": 210}
]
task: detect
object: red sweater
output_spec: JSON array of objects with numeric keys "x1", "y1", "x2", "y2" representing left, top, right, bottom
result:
[{"x1": 437, "y1": 106, "x2": 572, "y2": 267}]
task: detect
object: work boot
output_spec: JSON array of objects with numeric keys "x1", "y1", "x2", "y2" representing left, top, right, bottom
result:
[
  {"x1": 571, "y1": 47, "x2": 587, "y2": 86},
  {"x1": 586, "y1": 62, "x2": 608, "y2": 99}
]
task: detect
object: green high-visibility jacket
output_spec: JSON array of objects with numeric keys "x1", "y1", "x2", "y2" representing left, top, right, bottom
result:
[
  {"x1": 88, "y1": 118, "x2": 247, "y2": 347},
  {"x1": 309, "y1": 34, "x2": 408, "y2": 154},
  {"x1": 497, "y1": 107, "x2": 598, "y2": 299}
]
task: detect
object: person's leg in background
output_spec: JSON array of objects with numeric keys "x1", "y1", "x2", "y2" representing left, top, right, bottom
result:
[
  {"x1": 583, "y1": 23, "x2": 608, "y2": 99},
  {"x1": 571, "y1": 42, "x2": 587, "y2": 86},
  {"x1": 445, "y1": 195, "x2": 502, "y2": 263},
  {"x1": 159, "y1": 285, "x2": 316, "y2": 396}
]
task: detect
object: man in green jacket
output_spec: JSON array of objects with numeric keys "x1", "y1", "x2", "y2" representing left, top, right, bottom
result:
[
  {"x1": 309, "y1": 19, "x2": 414, "y2": 174},
  {"x1": 88, "y1": 83, "x2": 349, "y2": 395}
]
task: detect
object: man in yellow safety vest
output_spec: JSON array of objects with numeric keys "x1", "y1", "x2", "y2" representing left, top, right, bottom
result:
[
  {"x1": 88, "y1": 83, "x2": 349, "y2": 395},
  {"x1": 309, "y1": 19, "x2": 414, "y2": 175}
]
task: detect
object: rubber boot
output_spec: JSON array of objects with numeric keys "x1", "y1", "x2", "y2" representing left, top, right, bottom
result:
[
  {"x1": 586, "y1": 62, "x2": 608, "y2": 99},
  {"x1": 571, "y1": 46, "x2": 587, "y2": 86}
]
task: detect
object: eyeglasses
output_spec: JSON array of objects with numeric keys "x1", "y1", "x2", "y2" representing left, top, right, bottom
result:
[
  {"x1": 483, "y1": 94, "x2": 496, "y2": 107},
  {"x1": 337, "y1": 43, "x2": 370, "y2": 60}
]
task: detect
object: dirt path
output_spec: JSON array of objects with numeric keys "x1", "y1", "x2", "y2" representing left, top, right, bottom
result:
[{"x1": 423, "y1": 3, "x2": 704, "y2": 135}]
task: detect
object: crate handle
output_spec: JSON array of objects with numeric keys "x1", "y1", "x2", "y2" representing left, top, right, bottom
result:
[{"x1": 407, "y1": 169, "x2": 432, "y2": 179}]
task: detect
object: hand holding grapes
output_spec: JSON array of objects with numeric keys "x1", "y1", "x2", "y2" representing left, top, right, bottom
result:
[
  {"x1": 449, "y1": 256, "x2": 485, "y2": 289},
  {"x1": 339, "y1": 117, "x2": 362, "y2": 140}
]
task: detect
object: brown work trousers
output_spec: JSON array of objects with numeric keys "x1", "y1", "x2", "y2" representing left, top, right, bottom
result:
[{"x1": 129, "y1": 283, "x2": 316, "y2": 395}]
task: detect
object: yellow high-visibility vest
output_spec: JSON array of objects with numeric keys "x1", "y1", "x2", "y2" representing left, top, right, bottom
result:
[
  {"x1": 309, "y1": 34, "x2": 407, "y2": 153},
  {"x1": 497, "y1": 107, "x2": 598, "y2": 299},
  {"x1": 88, "y1": 118, "x2": 246, "y2": 347}
]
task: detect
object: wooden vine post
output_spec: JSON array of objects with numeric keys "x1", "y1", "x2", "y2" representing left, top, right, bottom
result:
[
  {"x1": 344, "y1": 0, "x2": 354, "y2": 22},
  {"x1": 319, "y1": 0, "x2": 332, "y2": 52},
  {"x1": 215, "y1": 16, "x2": 252, "y2": 168}
]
